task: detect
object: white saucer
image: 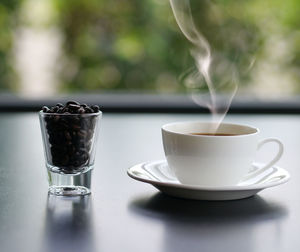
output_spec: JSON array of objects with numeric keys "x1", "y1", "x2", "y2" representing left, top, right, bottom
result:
[{"x1": 127, "y1": 160, "x2": 290, "y2": 200}]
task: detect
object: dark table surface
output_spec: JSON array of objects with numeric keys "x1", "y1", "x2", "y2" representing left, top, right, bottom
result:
[{"x1": 0, "y1": 113, "x2": 299, "y2": 252}]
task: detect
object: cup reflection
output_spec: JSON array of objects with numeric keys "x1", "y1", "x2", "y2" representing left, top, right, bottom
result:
[{"x1": 130, "y1": 193, "x2": 287, "y2": 252}]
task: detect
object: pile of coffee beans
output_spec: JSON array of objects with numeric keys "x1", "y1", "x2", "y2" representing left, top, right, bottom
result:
[
  {"x1": 42, "y1": 100, "x2": 100, "y2": 114},
  {"x1": 41, "y1": 101, "x2": 100, "y2": 173}
]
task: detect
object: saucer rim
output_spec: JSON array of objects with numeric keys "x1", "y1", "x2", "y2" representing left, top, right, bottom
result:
[{"x1": 127, "y1": 160, "x2": 290, "y2": 191}]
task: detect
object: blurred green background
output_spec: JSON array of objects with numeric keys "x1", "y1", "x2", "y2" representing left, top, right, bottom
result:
[{"x1": 0, "y1": 0, "x2": 299, "y2": 97}]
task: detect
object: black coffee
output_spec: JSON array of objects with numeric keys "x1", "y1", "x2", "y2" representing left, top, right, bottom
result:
[{"x1": 190, "y1": 133, "x2": 241, "y2": 136}]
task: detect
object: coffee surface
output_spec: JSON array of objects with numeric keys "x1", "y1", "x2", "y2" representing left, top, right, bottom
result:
[{"x1": 190, "y1": 133, "x2": 241, "y2": 136}]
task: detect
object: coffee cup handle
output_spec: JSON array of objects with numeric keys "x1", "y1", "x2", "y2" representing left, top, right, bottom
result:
[{"x1": 243, "y1": 138, "x2": 284, "y2": 180}]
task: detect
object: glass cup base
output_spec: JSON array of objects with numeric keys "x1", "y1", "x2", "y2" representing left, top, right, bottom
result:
[
  {"x1": 49, "y1": 186, "x2": 91, "y2": 196},
  {"x1": 47, "y1": 167, "x2": 92, "y2": 196}
]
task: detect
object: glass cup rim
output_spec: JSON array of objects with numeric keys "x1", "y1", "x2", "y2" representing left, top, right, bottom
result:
[{"x1": 39, "y1": 110, "x2": 102, "y2": 117}]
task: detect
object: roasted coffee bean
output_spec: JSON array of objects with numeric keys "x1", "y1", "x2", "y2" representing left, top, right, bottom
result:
[
  {"x1": 91, "y1": 105, "x2": 100, "y2": 112},
  {"x1": 51, "y1": 147, "x2": 64, "y2": 157},
  {"x1": 86, "y1": 129, "x2": 93, "y2": 140},
  {"x1": 62, "y1": 107, "x2": 69, "y2": 113},
  {"x1": 79, "y1": 147, "x2": 87, "y2": 154},
  {"x1": 78, "y1": 107, "x2": 85, "y2": 114},
  {"x1": 45, "y1": 121, "x2": 52, "y2": 129},
  {"x1": 56, "y1": 103, "x2": 63, "y2": 108},
  {"x1": 68, "y1": 104, "x2": 81, "y2": 112},
  {"x1": 86, "y1": 140, "x2": 92, "y2": 151},
  {"x1": 84, "y1": 107, "x2": 93, "y2": 113},
  {"x1": 78, "y1": 129, "x2": 87, "y2": 138},
  {"x1": 56, "y1": 145, "x2": 68, "y2": 153},
  {"x1": 53, "y1": 115, "x2": 60, "y2": 122},
  {"x1": 49, "y1": 135, "x2": 60, "y2": 145},
  {"x1": 52, "y1": 106, "x2": 59, "y2": 113},
  {"x1": 70, "y1": 116, "x2": 80, "y2": 124},
  {"x1": 68, "y1": 146, "x2": 76, "y2": 154},
  {"x1": 61, "y1": 155, "x2": 69, "y2": 166},
  {"x1": 71, "y1": 124, "x2": 81, "y2": 131},
  {"x1": 78, "y1": 141, "x2": 85, "y2": 148},
  {"x1": 66, "y1": 100, "x2": 80, "y2": 106},
  {"x1": 82, "y1": 155, "x2": 89, "y2": 163},
  {"x1": 42, "y1": 106, "x2": 50, "y2": 113},
  {"x1": 73, "y1": 160, "x2": 80, "y2": 167},
  {"x1": 64, "y1": 131, "x2": 72, "y2": 141},
  {"x1": 90, "y1": 117, "x2": 96, "y2": 128},
  {"x1": 45, "y1": 116, "x2": 50, "y2": 123},
  {"x1": 66, "y1": 140, "x2": 73, "y2": 146},
  {"x1": 80, "y1": 118, "x2": 89, "y2": 128}
]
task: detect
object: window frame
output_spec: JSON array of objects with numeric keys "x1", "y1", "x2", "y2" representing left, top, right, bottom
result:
[{"x1": 0, "y1": 93, "x2": 300, "y2": 114}]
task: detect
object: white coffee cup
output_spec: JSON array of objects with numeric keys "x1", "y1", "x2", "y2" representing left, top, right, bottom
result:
[{"x1": 162, "y1": 121, "x2": 283, "y2": 186}]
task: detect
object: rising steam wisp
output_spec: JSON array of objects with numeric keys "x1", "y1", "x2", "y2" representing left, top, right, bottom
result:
[{"x1": 170, "y1": 0, "x2": 238, "y2": 133}]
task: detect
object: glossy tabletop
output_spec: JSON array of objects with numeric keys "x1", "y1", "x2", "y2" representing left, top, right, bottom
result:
[{"x1": 0, "y1": 113, "x2": 299, "y2": 252}]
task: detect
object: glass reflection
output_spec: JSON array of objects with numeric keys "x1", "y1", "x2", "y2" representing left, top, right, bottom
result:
[{"x1": 44, "y1": 195, "x2": 94, "y2": 252}]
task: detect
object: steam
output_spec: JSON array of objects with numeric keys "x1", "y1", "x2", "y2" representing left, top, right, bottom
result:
[{"x1": 170, "y1": 0, "x2": 238, "y2": 133}]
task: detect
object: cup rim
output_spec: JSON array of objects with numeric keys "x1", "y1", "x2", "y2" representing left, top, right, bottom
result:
[
  {"x1": 161, "y1": 121, "x2": 259, "y2": 137},
  {"x1": 39, "y1": 110, "x2": 102, "y2": 116}
]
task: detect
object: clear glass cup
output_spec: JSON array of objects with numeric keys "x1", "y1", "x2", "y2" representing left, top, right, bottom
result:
[{"x1": 39, "y1": 111, "x2": 101, "y2": 196}]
